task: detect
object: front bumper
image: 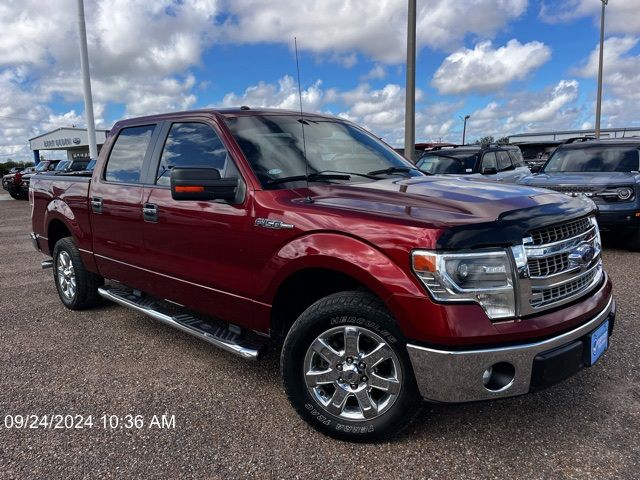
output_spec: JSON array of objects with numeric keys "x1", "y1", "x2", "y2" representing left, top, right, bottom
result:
[
  {"x1": 596, "y1": 209, "x2": 640, "y2": 231},
  {"x1": 407, "y1": 296, "x2": 615, "y2": 403}
]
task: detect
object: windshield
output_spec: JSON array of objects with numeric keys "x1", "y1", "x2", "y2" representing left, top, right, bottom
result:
[
  {"x1": 543, "y1": 146, "x2": 640, "y2": 173},
  {"x1": 55, "y1": 161, "x2": 70, "y2": 171},
  {"x1": 224, "y1": 115, "x2": 420, "y2": 188},
  {"x1": 35, "y1": 162, "x2": 49, "y2": 172},
  {"x1": 416, "y1": 151, "x2": 478, "y2": 174}
]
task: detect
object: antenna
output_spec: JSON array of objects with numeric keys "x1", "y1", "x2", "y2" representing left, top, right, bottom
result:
[{"x1": 294, "y1": 37, "x2": 313, "y2": 204}]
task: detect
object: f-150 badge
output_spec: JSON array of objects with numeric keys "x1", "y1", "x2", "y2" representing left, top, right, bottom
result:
[{"x1": 255, "y1": 218, "x2": 294, "y2": 230}]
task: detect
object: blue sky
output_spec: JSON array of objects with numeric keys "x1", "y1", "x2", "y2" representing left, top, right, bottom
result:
[{"x1": 1, "y1": 0, "x2": 640, "y2": 160}]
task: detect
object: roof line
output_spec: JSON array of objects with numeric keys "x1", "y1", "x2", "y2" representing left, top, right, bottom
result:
[{"x1": 28, "y1": 127, "x2": 110, "y2": 142}]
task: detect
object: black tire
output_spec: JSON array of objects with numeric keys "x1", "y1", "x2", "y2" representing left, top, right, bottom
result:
[
  {"x1": 9, "y1": 191, "x2": 21, "y2": 200},
  {"x1": 281, "y1": 291, "x2": 422, "y2": 442},
  {"x1": 52, "y1": 237, "x2": 104, "y2": 310}
]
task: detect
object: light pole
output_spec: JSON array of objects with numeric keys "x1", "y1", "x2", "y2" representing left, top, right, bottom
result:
[
  {"x1": 404, "y1": 0, "x2": 417, "y2": 161},
  {"x1": 595, "y1": 0, "x2": 608, "y2": 139},
  {"x1": 76, "y1": 0, "x2": 98, "y2": 160},
  {"x1": 462, "y1": 115, "x2": 470, "y2": 145}
]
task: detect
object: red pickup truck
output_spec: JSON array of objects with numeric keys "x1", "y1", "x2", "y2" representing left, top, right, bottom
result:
[{"x1": 30, "y1": 108, "x2": 614, "y2": 441}]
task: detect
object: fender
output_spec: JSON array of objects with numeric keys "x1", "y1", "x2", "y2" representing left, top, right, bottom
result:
[
  {"x1": 44, "y1": 198, "x2": 98, "y2": 272},
  {"x1": 263, "y1": 232, "x2": 426, "y2": 331}
]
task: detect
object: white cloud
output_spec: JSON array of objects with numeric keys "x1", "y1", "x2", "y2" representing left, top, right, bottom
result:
[
  {"x1": 361, "y1": 65, "x2": 387, "y2": 81},
  {"x1": 540, "y1": 0, "x2": 640, "y2": 35},
  {"x1": 432, "y1": 40, "x2": 551, "y2": 95},
  {"x1": 574, "y1": 36, "x2": 640, "y2": 127},
  {"x1": 465, "y1": 80, "x2": 581, "y2": 138},
  {"x1": 219, "y1": 75, "x2": 325, "y2": 112},
  {"x1": 222, "y1": 0, "x2": 529, "y2": 63},
  {"x1": 515, "y1": 80, "x2": 579, "y2": 123}
]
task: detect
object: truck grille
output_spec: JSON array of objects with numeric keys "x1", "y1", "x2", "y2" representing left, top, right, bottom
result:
[
  {"x1": 529, "y1": 217, "x2": 591, "y2": 245},
  {"x1": 518, "y1": 216, "x2": 603, "y2": 316},
  {"x1": 530, "y1": 265, "x2": 600, "y2": 309},
  {"x1": 527, "y1": 252, "x2": 569, "y2": 277}
]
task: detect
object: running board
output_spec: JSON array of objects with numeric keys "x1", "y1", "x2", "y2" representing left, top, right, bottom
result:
[{"x1": 98, "y1": 286, "x2": 265, "y2": 360}]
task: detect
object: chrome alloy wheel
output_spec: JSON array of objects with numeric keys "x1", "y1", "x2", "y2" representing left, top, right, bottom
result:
[
  {"x1": 57, "y1": 250, "x2": 76, "y2": 300},
  {"x1": 303, "y1": 325, "x2": 402, "y2": 421}
]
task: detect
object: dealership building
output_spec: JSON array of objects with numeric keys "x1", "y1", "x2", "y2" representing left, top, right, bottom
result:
[
  {"x1": 508, "y1": 126, "x2": 640, "y2": 143},
  {"x1": 28, "y1": 127, "x2": 110, "y2": 164}
]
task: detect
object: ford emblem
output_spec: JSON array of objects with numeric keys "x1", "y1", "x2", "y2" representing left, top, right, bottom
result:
[
  {"x1": 568, "y1": 243, "x2": 596, "y2": 267},
  {"x1": 73, "y1": 137, "x2": 81, "y2": 145}
]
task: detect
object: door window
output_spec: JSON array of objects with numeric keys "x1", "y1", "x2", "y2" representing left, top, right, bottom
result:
[
  {"x1": 497, "y1": 151, "x2": 513, "y2": 171},
  {"x1": 156, "y1": 122, "x2": 234, "y2": 186},
  {"x1": 508, "y1": 149, "x2": 525, "y2": 167},
  {"x1": 105, "y1": 125, "x2": 156, "y2": 183},
  {"x1": 481, "y1": 152, "x2": 497, "y2": 172}
]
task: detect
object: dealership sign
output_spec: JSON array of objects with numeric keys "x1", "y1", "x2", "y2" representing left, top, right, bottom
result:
[{"x1": 43, "y1": 137, "x2": 82, "y2": 148}]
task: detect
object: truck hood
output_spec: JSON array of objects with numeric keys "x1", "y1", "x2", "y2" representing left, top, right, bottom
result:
[
  {"x1": 520, "y1": 171, "x2": 640, "y2": 187},
  {"x1": 309, "y1": 176, "x2": 584, "y2": 229}
]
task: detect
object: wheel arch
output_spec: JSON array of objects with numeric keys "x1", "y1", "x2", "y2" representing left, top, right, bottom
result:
[{"x1": 266, "y1": 233, "x2": 424, "y2": 341}]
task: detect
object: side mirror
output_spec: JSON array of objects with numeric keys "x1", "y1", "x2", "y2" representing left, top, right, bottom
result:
[
  {"x1": 482, "y1": 166, "x2": 498, "y2": 175},
  {"x1": 170, "y1": 167, "x2": 238, "y2": 201},
  {"x1": 530, "y1": 164, "x2": 542, "y2": 174}
]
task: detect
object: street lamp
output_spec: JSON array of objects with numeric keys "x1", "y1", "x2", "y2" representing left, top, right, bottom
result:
[
  {"x1": 595, "y1": 0, "x2": 608, "y2": 139},
  {"x1": 462, "y1": 115, "x2": 471, "y2": 145}
]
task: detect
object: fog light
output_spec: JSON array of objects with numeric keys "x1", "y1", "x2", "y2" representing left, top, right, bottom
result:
[{"x1": 482, "y1": 362, "x2": 516, "y2": 392}]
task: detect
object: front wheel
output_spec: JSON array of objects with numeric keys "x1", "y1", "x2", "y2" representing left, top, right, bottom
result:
[{"x1": 281, "y1": 291, "x2": 421, "y2": 441}]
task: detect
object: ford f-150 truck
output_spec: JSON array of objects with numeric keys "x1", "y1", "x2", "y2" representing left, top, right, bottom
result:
[{"x1": 30, "y1": 108, "x2": 615, "y2": 441}]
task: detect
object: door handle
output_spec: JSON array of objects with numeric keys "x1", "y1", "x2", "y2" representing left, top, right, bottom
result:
[
  {"x1": 91, "y1": 196, "x2": 103, "y2": 214},
  {"x1": 142, "y1": 203, "x2": 158, "y2": 223}
]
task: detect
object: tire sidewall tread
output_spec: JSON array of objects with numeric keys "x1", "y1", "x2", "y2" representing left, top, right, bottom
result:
[
  {"x1": 281, "y1": 291, "x2": 421, "y2": 442},
  {"x1": 52, "y1": 237, "x2": 103, "y2": 310}
]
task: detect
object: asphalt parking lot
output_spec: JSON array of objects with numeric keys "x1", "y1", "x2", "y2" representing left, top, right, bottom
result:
[{"x1": 0, "y1": 195, "x2": 638, "y2": 479}]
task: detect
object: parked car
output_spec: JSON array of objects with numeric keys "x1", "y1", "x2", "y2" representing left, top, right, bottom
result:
[
  {"x1": 515, "y1": 141, "x2": 563, "y2": 169},
  {"x1": 52, "y1": 159, "x2": 91, "y2": 174},
  {"x1": 3, "y1": 162, "x2": 58, "y2": 199},
  {"x1": 4, "y1": 160, "x2": 61, "y2": 199},
  {"x1": 415, "y1": 144, "x2": 530, "y2": 183},
  {"x1": 519, "y1": 138, "x2": 640, "y2": 249},
  {"x1": 30, "y1": 108, "x2": 614, "y2": 441}
]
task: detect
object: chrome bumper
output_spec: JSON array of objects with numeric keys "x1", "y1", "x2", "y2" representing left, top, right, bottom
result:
[{"x1": 406, "y1": 296, "x2": 614, "y2": 403}]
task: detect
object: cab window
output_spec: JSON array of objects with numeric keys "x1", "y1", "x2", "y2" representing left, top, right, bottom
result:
[
  {"x1": 481, "y1": 152, "x2": 497, "y2": 172},
  {"x1": 508, "y1": 149, "x2": 525, "y2": 167},
  {"x1": 496, "y1": 151, "x2": 513, "y2": 171},
  {"x1": 156, "y1": 122, "x2": 237, "y2": 186},
  {"x1": 104, "y1": 125, "x2": 156, "y2": 183}
]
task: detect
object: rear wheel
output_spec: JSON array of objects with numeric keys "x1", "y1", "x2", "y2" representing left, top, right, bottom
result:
[
  {"x1": 52, "y1": 237, "x2": 103, "y2": 310},
  {"x1": 281, "y1": 291, "x2": 421, "y2": 441}
]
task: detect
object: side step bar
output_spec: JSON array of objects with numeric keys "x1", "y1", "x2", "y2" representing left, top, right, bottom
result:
[{"x1": 98, "y1": 286, "x2": 265, "y2": 360}]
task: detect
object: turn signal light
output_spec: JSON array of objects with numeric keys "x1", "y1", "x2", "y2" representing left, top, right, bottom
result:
[{"x1": 175, "y1": 185, "x2": 205, "y2": 193}]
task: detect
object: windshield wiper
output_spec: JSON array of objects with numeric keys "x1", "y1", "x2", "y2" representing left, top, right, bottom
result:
[
  {"x1": 316, "y1": 169, "x2": 380, "y2": 180},
  {"x1": 267, "y1": 172, "x2": 351, "y2": 185},
  {"x1": 366, "y1": 166, "x2": 415, "y2": 177}
]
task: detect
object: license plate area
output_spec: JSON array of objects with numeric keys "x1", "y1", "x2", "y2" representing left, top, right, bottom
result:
[{"x1": 586, "y1": 320, "x2": 609, "y2": 366}]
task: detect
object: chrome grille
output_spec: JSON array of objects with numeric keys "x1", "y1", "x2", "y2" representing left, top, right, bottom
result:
[
  {"x1": 515, "y1": 216, "x2": 603, "y2": 316},
  {"x1": 528, "y1": 253, "x2": 569, "y2": 277},
  {"x1": 530, "y1": 265, "x2": 600, "y2": 308},
  {"x1": 529, "y1": 217, "x2": 591, "y2": 245},
  {"x1": 544, "y1": 185, "x2": 597, "y2": 194}
]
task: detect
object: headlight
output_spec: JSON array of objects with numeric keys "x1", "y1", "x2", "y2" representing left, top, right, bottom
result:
[
  {"x1": 412, "y1": 249, "x2": 515, "y2": 319},
  {"x1": 617, "y1": 187, "x2": 633, "y2": 201}
]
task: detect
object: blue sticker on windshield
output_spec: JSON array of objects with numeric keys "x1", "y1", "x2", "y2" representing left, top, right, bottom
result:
[{"x1": 268, "y1": 168, "x2": 283, "y2": 175}]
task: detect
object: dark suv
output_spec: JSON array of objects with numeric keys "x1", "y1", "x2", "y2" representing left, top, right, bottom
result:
[
  {"x1": 416, "y1": 144, "x2": 530, "y2": 183},
  {"x1": 519, "y1": 138, "x2": 640, "y2": 248}
]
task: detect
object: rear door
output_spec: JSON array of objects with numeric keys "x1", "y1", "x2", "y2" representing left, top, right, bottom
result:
[
  {"x1": 138, "y1": 119, "x2": 260, "y2": 328},
  {"x1": 90, "y1": 123, "x2": 161, "y2": 284}
]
